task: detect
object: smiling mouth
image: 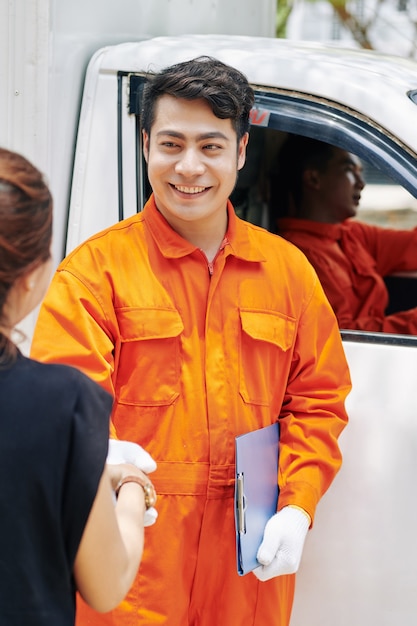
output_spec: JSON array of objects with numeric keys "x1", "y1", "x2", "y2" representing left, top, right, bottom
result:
[{"x1": 173, "y1": 184, "x2": 208, "y2": 194}]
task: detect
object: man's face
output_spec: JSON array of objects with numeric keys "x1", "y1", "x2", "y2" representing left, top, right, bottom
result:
[
  {"x1": 315, "y1": 147, "x2": 365, "y2": 223},
  {"x1": 142, "y1": 95, "x2": 248, "y2": 230}
]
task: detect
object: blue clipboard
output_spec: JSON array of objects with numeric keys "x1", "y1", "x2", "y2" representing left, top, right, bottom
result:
[{"x1": 235, "y1": 422, "x2": 280, "y2": 576}]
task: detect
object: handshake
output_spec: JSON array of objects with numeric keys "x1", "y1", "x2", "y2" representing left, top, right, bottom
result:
[
  {"x1": 107, "y1": 439, "x2": 311, "y2": 580},
  {"x1": 107, "y1": 439, "x2": 158, "y2": 527}
]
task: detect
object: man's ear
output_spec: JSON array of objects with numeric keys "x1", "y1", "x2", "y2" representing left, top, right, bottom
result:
[
  {"x1": 237, "y1": 132, "x2": 249, "y2": 171},
  {"x1": 142, "y1": 130, "x2": 149, "y2": 163},
  {"x1": 303, "y1": 168, "x2": 321, "y2": 190}
]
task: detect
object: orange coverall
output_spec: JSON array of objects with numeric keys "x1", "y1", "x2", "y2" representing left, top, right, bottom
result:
[
  {"x1": 278, "y1": 217, "x2": 417, "y2": 334},
  {"x1": 32, "y1": 196, "x2": 350, "y2": 626}
]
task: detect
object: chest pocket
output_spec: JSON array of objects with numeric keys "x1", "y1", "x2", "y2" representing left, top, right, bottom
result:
[
  {"x1": 239, "y1": 309, "x2": 296, "y2": 406},
  {"x1": 115, "y1": 308, "x2": 184, "y2": 406}
]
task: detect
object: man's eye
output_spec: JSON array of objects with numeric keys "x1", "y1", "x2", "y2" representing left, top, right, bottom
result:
[{"x1": 204, "y1": 144, "x2": 221, "y2": 151}]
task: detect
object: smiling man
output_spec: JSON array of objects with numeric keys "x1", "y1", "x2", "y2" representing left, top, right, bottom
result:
[
  {"x1": 31, "y1": 57, "x2": 350, "y2": 626},
  {"x1": 274, "y1": 134, "x2": 417, "y2": 334},
  {"x1": 142, "y1": 94, "x2": 247, "y2": 262}
]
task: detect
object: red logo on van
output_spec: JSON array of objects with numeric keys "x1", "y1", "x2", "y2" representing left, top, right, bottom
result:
[{"x1": 250, "y1": 108, "x2": 270, "y2": 127}]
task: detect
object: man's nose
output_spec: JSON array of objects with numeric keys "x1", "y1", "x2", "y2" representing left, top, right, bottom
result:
[
  {"x1": 356, "y1": 171, "x2": 365, "y2": 190},
  {"x1": 175, "y1": 149, "x2": 205, "y2": 176}
]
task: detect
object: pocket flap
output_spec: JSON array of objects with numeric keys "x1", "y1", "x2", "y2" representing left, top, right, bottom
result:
[
  {"x1": 117, "y1": 308, "x2": 184, "y2": 341},
  {"x1": 240, "y1": 309, "x2": 295, "y2": 351}
]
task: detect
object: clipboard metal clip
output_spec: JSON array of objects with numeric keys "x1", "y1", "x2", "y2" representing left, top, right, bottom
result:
[{"x1": 236, "y1": 472, "x2": 247, "y2": 534}]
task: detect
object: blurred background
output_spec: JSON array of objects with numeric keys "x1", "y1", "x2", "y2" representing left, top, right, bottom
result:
[{"x1": 277, "y1": 0, "x2": 417, "y2": 58}]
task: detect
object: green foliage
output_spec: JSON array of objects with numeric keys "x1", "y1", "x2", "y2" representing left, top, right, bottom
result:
[{"x1": 276, "y1": 0, "x2": 293, "y2": 38}]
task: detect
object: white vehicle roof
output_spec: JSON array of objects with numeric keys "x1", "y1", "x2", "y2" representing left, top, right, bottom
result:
[{"x1": 95, "y1": 34, "x2": 417, "y2": 153}]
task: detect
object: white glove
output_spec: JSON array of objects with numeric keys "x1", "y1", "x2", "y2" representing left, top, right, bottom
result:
[
  {"x1": 253, "y1": 506, "x2": 310, "y2": 581},
  {"x1": 107, "y1": 439, "x2": 158, "y2": 527},
  {"x1": 107, "y1": 439, "x2": 157, "y2": 473}
]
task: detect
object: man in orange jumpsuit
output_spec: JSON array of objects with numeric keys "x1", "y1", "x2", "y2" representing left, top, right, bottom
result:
[
  {"x1": 31, "y1": 58, "x2": 351, "y2": 625},
  {"x1": 274, "y1": 134, "x2": 417, "y2": 334}
]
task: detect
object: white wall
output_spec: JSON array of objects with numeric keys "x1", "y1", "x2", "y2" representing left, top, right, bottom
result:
[{"x1": 0, "y1": 0, "x2": 51, "y2": 171}]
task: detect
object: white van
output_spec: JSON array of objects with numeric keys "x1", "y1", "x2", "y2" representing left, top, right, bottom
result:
[{"x1": 65, "y1": 35, "x2": 417, "y2": 625}]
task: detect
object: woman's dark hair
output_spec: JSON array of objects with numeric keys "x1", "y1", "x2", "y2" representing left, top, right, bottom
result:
[
  {"x1": 141, "y1": 56, "x2": 255, "y2": 141},
  {"x1": 0, "y1": 148, "x2": 53, "y2": 363}
]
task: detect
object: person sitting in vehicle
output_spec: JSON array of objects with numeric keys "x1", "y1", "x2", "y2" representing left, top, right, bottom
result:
[{"x1": 272, "y1": 133, "x2": 417, "y2": 335}]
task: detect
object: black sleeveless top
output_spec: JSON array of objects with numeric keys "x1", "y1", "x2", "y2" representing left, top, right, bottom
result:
[{"x1": 0, "y1": 352, "x2": 112, "y2": 625}]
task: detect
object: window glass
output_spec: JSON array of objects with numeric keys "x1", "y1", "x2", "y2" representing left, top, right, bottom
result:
[{"x1": 230, "y1": 96, "x2": 417, "y2": 338}]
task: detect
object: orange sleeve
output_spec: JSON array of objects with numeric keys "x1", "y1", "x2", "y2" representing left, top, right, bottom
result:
[
  {"x1": 277, "y1": 273, "x2": 351, "y2": 523},
  {"x1": 31, "y1": 265, "x2": 119, "y2": 438}
]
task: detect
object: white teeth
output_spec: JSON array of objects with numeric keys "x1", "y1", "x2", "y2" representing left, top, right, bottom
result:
[{"x1": 175, "y1": 185, "x2": 206, "y2": 194}]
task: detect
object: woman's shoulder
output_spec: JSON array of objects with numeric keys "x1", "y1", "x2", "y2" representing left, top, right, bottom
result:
[
  {"x1": 17, "y1": 354, "x2": 112, "y2": 409},
  {"x1": 21, "y1": 352, "x2": 87, "y2": 381},
  {"x1": 0, "y1": 355, "x2": 111, "y2": 462}
]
